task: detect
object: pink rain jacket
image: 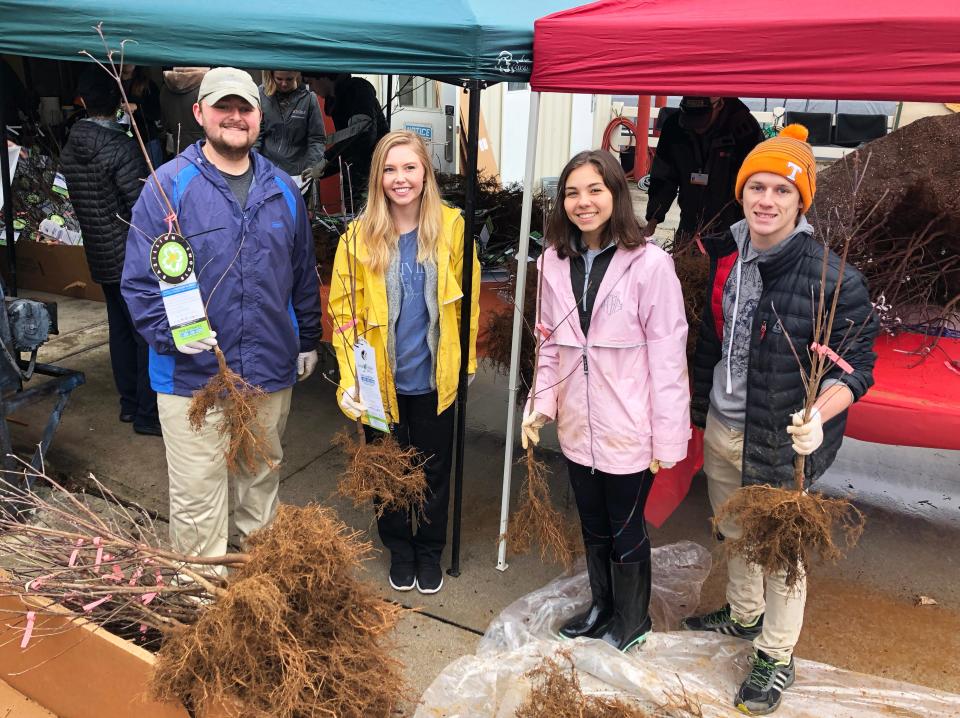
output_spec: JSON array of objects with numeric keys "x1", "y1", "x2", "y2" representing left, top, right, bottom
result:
[{"x1": 528, "y1": 242, "x2": 691, "y2": 474}]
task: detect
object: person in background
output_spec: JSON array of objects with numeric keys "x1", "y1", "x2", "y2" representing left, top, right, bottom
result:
[
  {"x1": 254, "y1": 70, "x2": 326, "y2": 181},
  {"x1": 644, "y1": 97, "x2": 763, "y2": 248},
  {"x1": 306, "y1": 72, "x2": 388, "y2": 212},
  {"x1": 159, "y1": 67, "x2": 209, "y2": 155},
  {"x1": 122, "y1": 68, "x2": 321, "y2": 565},
  {"x1": 681, "y1": 125, "x2": 878, "y2": 715},
  {"x1": 120, "y1": 64, "x2": 164, "y2": 167},
  {"x1": 328, "y1": 131, "x2": 479, "y2": 595},
  {"x1": 521, "y1": 150, "x2": 690, "y2": 653},
  {"x1": 59, "y1": 66, "x2": 159, "y2": 436}
]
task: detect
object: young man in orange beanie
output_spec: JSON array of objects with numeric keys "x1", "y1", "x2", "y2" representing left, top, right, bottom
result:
[{"x1": 682, "y1": 125, "x2": 878, "y2": 715}]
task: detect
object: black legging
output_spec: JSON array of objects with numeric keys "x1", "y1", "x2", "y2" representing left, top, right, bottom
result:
[{"x1": 567, "y1": 459, "x2": 655, "y2": 563}]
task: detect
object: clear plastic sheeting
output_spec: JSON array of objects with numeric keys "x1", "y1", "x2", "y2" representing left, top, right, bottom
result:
[
  {"x1": 417, "y1": 541, "x2": 960, "y2": 718},
  {"x1": 479, "y1": 541, "x2": 712, "y2": 655}
]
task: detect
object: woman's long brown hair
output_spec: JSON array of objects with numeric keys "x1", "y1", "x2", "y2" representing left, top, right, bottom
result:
[{"x1": 546, "y1": 150, "x2": 644, "y2": 259}]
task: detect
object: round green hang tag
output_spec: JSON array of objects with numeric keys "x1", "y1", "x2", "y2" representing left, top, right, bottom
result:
[{"x1": 150, "y1": 232, "x2": 195, "y2": 284}]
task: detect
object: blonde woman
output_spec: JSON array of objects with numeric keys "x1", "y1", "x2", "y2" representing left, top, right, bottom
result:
[
  {"x1": 254, "y1": 70, "x2": 326, "y2": 177},
  {"x1": 329, "y1": 131, "x2": 480, "y2": 594}
]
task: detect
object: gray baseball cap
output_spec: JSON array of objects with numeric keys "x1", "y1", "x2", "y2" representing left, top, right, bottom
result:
[{"x1": 197, "y1": 67, "x2": 260, "y2": 109}]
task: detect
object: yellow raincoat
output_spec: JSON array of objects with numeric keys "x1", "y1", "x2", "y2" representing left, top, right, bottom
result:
[{"x1": 328, "y1": 204, "x2": 480, "y2": 423}]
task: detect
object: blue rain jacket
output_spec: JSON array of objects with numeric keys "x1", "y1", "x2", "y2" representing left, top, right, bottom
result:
[{"x1": 121, "y1": 142, "x2": 321, "y2": 397}]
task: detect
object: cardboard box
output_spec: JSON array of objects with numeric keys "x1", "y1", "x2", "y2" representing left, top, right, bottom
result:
[
  {"x1": 0, "y1": 590, "x2": 234, "y2": 718},
  {"x1": 0, "y1": 242, "x2": 105, "y2": 302}
]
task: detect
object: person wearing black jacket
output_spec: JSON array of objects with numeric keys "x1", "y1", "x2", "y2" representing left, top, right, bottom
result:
[
  {"x1": 60, "y1": 66, "x2": 159, "y2": 435},
  {"x1": 644, "y1": 97, "x2": 763, "y2": 247},
  {"x1": 254, "y1": 71, "x2": 326, "y2": 178},
  {"x1": 680, "y1": 126, "x2": 878, "y2": 715},
  {"x1": 307, "y1": 73, "x2": 388, "y2": 211}
]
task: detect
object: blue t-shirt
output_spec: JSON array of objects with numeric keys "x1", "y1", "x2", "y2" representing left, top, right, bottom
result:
[{"x1": 394, "y1": 229, "x2": 433, "y2": 395}]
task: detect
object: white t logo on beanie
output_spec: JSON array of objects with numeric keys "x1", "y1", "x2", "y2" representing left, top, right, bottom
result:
[{"x1": 786, "y1": 161, "x2": 803, "y2": 182}]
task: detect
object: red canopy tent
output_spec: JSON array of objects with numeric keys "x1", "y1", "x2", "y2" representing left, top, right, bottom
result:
[{"x1": 531, "y1": 0, "x2": 960, "y2": 100}]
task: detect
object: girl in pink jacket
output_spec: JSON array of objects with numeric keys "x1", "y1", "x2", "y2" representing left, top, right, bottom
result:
[{"x1": 521, "y1": 150, "x2": 691, "y2": 652}]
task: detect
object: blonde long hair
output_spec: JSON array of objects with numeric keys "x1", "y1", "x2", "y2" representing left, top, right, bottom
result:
[
  {"x1": 359, "y1": 131, "x2": 442, "y2": 275},
  {"x1": 262, "y1": 70, "x2": 301, "y2": 97}
]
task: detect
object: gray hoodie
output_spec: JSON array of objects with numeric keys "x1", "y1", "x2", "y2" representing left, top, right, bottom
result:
[
  {"x1": 709, "y1": 216, "x2": 813, "y2": 428},
  {"x1": 160, "y1": 67, "x2": 209, "y2": 151}
]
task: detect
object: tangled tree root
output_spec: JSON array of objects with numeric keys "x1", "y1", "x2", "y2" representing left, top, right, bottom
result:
[
  {"x1": 333, "y1": 429, "x2": 429, "y2": 518},
  {"x1": 484, "y1": 262, "x2": 538, "y2": 404},
  {"x1": 188, "y1": 347, "x2": 273, "y2": 473},
  {"x1": 507, "y1": 453, "x2": 581, "y2": 571},
  {"x1": 151, "y1": 504, "x2": 407, "y2": 718},
  {"x1": 515, "y1": 652, "x2": 650, "y2": 718},
  {"x1": 671, "y1": 249, "x2": 710, "y2": 365},
  {"x1": 714, "y1": 485, "x2": 866, "y2": 587}
]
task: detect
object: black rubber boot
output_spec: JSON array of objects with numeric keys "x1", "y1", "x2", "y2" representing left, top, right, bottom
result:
[
  {"x1": 598, "y1": 558, "x2": 653, "y2": 652},
  {"x1": 559, "y1": 543, "x2": 613, "y2": 639}
]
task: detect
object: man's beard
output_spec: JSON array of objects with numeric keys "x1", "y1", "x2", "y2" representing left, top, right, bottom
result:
[{"x1": 206, "y1": 130, "x2": 252, "y2": 161}]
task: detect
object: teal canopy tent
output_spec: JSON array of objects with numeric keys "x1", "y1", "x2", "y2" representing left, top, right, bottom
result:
[{"x1": 0, "y1": 0, "x2": 567, "y2": 81}]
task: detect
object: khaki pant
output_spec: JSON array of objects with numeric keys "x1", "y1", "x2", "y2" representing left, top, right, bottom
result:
[
  {"x1": 158, "y1": 388, "x2": 292, "y2": 568},
  {"x1": 704, "y1": 410, "x2": 806, "y2": 662}
]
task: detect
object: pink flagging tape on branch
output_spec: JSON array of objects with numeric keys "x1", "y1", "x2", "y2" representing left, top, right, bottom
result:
[
  {"x1": 810, "y1": 342, "x2": 854, "y2": 374},
  {"x1": 141, "y1": 592, "x2": 157, "y2": 605},
  {"x1": 82, "y1": 594, "x2": 112, "y2": 612},
  {"x1": 164, "y1": 212, "x2": 177, "y2": 234},
  {"x1": 128, "y1": 566, "x2": 145, "y2": 586},
  {"x1": 26, "y1": 574, "x2": 53, "y2": 592},
  {"x1": 102, "y1": 564, "x2": 125, "y2": 583},
  {"x1": 93, "y1": 537, "x2": 104, "y2": 567},
  {"x1": 20, "y1": 611, "x2": 36, "y2": 649},
  {"x1": 68, "y1": 538, "x2": 84, "y2": 567},
  {"x1": 336, "y1": 318, "x2": 358, "y2": 335}
]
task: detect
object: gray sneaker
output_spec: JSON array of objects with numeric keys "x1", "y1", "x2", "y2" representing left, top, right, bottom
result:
[
  {"x1": 680, "y1": 604, "x2": 763, "y2": 639},
  {"x1": 735, "y1": 649, "x2": 796, "y2": 715}
]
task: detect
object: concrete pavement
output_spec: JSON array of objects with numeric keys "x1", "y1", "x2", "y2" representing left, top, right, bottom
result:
[{"x1": 7, "y1": 286, "x2": 960, "y2": 708}]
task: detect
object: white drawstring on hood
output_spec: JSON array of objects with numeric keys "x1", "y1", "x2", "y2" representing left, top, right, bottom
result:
[{"x1": 726, "y1": 258, "x2": 743, "y2": 394}]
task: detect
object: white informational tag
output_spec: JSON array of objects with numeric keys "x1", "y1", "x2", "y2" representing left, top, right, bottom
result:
[
  {"x1": 159, "y1": 273, "x2": 212, "y2": 347},
  {"x1": 353, "y1": 338, "x2": 390, "y2": 432},
  {"x1": 150, "y1": 233, "x2": 213, "y2": 348},
  {"x1": 690, "y1": 172, "x2": 709, "y2": 186}
]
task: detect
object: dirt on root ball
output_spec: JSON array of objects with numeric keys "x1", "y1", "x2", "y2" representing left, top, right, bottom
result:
[{"x1": 812, "y1": 112, "x2": 960, "y2": 322}]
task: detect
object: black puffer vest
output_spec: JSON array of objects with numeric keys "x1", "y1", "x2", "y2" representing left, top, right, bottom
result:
[{"x1": 691, "y1": 228, "x2": 878, "y2": 487}]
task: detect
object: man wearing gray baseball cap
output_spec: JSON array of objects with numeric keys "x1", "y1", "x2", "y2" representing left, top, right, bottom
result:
[{"x1": 121, "y1": 67, "x2": 322, "y2": 565}]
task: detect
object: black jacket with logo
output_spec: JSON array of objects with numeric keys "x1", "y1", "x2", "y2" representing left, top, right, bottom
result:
[
  {"x1": 59, "y1": 119, "x2": 148, "y2": 284},
  {"x1": 691, "y1": 228, "x2": 878, "y2": 488},
  {"x1": 255, "y1": 85, "x2": 326, "y2": 176},
  {"x1": 646, "y1": 99, "x2": 763, "y2": 237}
]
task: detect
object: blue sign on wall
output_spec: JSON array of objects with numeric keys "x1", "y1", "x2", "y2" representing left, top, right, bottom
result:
[{"x1": 405, "y1": 123, "x2": 433, "y2": 140}]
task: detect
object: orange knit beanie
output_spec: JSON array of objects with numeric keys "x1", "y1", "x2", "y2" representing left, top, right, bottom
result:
[{"x1": 735, "y1": 124, "x2": 817, "y2": 212}]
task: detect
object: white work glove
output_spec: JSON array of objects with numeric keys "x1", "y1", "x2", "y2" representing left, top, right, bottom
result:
[
  {"x1": 177, "y1": 332, "x2": 217, "y2": 355},
  {"x1": 339, "y1": 386, "x2": 367, "y2": 421},
  {"x1": 787, "y1": 408, "x2": 823, "y2": 456},
  {"x1": 520, "y1": 410, "x2": 549, "y2": 450},
  {"x1": 296, "y1": 350, "x2": 318, "y2": 381},
  {"x1": 648, "y1": 459, "x2": 677, "y2": 474}
]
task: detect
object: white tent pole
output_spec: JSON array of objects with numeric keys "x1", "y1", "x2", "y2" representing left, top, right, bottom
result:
[{"x1": 496, "y1": 90, "x2": 541, "y2": 572}]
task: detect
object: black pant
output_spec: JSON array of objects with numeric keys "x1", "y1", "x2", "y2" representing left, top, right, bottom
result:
[
  {"x1": 368, "y1": 392, "x2": 455, "y2": 568},
  {"x1": 102, "y1": 283, "x2": 158, "y2": 426},
  {"x1": 567, "y1": 459, "x2": 655, "y2": 563}
]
